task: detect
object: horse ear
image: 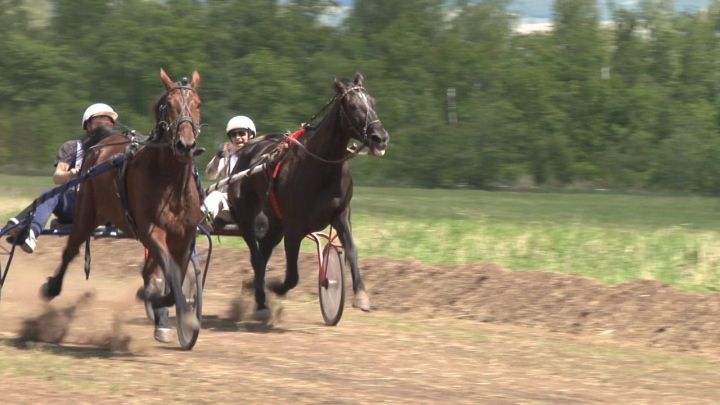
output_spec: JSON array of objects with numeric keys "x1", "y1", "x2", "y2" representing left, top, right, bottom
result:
[
  {"x1": 334, "y1": 77, "x2": 346, "y2": 93},
  {"x1": 160, "y1": 68, "x2": 174, "y2": 90},
  {"x1": 353, "y1": 72, "x2": 364, "y2": 86},
  {"x1": 191, "y1": 70, "x2": 201, "y2": 89}
]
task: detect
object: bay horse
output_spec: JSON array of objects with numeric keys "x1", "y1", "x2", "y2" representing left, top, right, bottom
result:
[
  {"x1": 227, "y1": 73, "x2": 389, "y2": 320},
  {"x1": 41, "y1": 69, "x2": 203, "y2": 346}
]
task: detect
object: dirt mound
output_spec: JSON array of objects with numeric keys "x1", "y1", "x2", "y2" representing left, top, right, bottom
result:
[
  {"x1": 356, "y1": 259, "x2": 720, "y2": 353},
  {"x1": 263, "y1": 251, "x2": 720, "y2": 354}
]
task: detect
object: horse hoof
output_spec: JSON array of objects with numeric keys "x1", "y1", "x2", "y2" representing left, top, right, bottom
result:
[
  {"x1": 267, "y1": 278, "x2": 287, "y2": 296},
  {"x1": 40, "y1": 277, "x2": 60, "y2": 300},
  {"x1": 136, "y1": 286, "x2": 148, "y2": 301},
  {"x1": 352, "y1": 290, "x2": 371, "y2": 312},
  {"x1": 255, "y1": 308, "x2": 271, "y2": 322},
  {"x1": 154, "y1": 327, "x2": 174, "y2": 343}
]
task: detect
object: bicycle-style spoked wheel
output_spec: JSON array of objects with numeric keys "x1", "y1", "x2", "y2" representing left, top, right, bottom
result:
[
  {"x1": 319, "y1": 244, "x2": 345, "y2": 326},
  {"x1": 176, "y1": 256, "x2": 203, "y2": 350}
]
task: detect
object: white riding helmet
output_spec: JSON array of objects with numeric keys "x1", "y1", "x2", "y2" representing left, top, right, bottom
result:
[
  {"x1": 82, "y1": 103, "x2": 118, "y2": 129},
  {"x1": 225, "y1": 115, "x2": 256, "y2": 135}
]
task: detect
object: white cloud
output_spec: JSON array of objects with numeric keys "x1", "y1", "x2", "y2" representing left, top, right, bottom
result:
[
  {"x1": 318, "y1": 5, "x2": 351, "y2": 27},
  {"x1": 514, "y1": 18, "x2": 553, "y2": 34}
]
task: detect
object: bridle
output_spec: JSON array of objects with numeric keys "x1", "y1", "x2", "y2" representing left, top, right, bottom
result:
[
  {"x1": 337, "y1": 85, "x2": 381, "y2": 148},
  {"x1": 154, "y1": 79, "x2": 201, "y2": 152},
  {"x1": 276, "y1": 84, "x2": 382, "y2": 165}
]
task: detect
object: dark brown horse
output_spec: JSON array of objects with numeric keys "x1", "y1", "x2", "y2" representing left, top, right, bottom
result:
[
  {"x1": 41, "y1": 69, "x2": 203, "y2": 346},
  {"x1": 227, "y1": 73, "x2": 389, "y2": 320}
]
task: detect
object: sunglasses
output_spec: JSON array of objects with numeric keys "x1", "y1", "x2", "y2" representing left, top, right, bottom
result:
[{"x1": 228, "y1": 129, "x2": 253, "y2": 138}]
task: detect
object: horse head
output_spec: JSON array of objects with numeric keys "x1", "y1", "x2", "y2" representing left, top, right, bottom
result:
[
  {"x1": 334, "y1": 73, "x2": 389, "y2": 157},
  {"x1": 155, "y1": 68, "x2": 202, "y2": 159}
]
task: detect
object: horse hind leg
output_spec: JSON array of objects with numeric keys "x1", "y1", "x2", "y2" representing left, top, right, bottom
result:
[
  {"x1": 268, "y1": 232, "x2": 302, "y2": 296},
  {"x1": 41, "y1": 209, "x2": 98, "y2": 300}
]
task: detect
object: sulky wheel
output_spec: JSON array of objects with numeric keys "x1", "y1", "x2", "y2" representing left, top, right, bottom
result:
[
  {"x1": 319, "y1": 244, "x2": 345, "y2": 326},
  {"x1": 176, "y1": 255, "x2": 203, "y2": 350}
]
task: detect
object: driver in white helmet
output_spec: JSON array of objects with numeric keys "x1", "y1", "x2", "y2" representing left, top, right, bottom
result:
[
  {"x1": 203, "y1": 115, "x2": 256, "y2": 227},
  {"x1": 4, "y1": 103, "x2": 119, "y2": 253}
]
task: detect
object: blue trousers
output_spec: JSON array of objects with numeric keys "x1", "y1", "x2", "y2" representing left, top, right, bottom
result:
[{"x1": 30, "y1": 188, "x2": 77, "y2": 235}]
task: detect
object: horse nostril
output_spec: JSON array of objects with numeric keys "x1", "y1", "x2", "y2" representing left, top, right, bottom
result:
[{"x1": 175, "y1": 140, "x2": 196, "y2": 152}]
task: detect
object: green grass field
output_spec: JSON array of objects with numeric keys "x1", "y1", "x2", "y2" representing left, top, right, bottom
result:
[{"x1": 2, "y1": 173, "x2": 720, "y2": 292}]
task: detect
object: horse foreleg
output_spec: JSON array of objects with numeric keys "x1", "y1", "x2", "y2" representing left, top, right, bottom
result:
[
  {"x1": 144, "y1": 230, "x2": 198, "y2": 333},
  {"x1": 140, "y1": 252, "x2": 163, "y2": 299},
  {"x1": 139, "y1": 252, "x2": 171, "y2": 341},
  {"x1": 332, "y1": 207, "x2": 370, "y2": 311}
]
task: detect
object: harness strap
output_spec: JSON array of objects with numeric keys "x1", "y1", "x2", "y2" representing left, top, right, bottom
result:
[
  {"x1": 75, "y1": 140, "x2": 84, "y2": 170},
  {"x1": 268, "y1": 127, "x2": 306, "y2": 219},
  {"x1": 74, "y1": 140, "x2": 84, "y2": 191},
  {"x1": 84, "y1": 238, "x2": 92, "y2": 280},
  {"x1": 115, "y1": 142, "x2": 142, "y2": 238},
  {"x1": 193, "y1": 165, "x2": 206, "y2": 201}
]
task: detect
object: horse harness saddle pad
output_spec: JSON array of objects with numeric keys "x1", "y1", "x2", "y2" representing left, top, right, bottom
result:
[{"x1": 268, "y1": 127, "x2": 307, "y2": 219}]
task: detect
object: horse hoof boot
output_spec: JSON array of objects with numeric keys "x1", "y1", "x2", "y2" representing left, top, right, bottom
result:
[
  {"x1": 352, "y1": 290, "x2": 371, "y2": 312},
  {"x1": 154, "y1": 327, "x2": 173, "y2": 343},
  {"x1": 181, "y1": 312, "x2": 200, "y2": 331},
  {"x1": 255, "y1": 308, "x2": 272, "y2": 322}
]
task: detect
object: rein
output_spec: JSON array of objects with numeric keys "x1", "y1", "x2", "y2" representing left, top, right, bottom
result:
[{"x1": 84, "y1": 129, "x2": 163, "y2": 154}]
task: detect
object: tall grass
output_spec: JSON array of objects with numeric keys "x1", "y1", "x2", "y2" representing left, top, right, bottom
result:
[
  {"x1": 2, "y1": 173, "x2": 719, "y2": 291},
  {"x1": 349, "y1": 187, "x2": 720, "y2": 292},
  {"x1": 0, "y1": 174, "x2": 52, "y2": 220}
]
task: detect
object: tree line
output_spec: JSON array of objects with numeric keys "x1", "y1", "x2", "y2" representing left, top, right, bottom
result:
[{"x1": 2, "y1": 0, "x2": 720, "y2": 193}]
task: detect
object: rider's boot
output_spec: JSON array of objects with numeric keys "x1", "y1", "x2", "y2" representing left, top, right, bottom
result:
[
  {"x1": 20, "y1": 228, "x2": 37, "y2": 254},
  {"x1": 3, "y1": 218, "x2": 21, "y2": 240}
]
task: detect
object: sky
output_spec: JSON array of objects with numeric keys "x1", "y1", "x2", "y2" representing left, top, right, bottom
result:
[
  {"x1": 333, "y1": 0, "x2": 713, "y2": 19},
  {"x1": 327, "y1": 0, "x2": 715, "y2": 32},
  {"x1": 510, "y1": 0, "x2": 712, "y2": 20}
]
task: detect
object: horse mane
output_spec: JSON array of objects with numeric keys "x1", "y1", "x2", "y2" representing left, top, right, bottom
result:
[
  {"x1": 152, "y1": 91, "x2": 168, "y2": 123},
  {"x1": 83, "y1": 125, "x2": 125, "y2": 150},
  {"x1": 147, "y1": 90, "x2": 173, "y2": 143},
  {"x1": 251, "y1": 132, "x2": 285, "y2": 144}
]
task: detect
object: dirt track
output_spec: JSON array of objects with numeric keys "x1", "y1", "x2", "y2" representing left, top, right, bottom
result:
[{"x1": 1, "y1": 236, "x2": 720, "y2": 403}]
